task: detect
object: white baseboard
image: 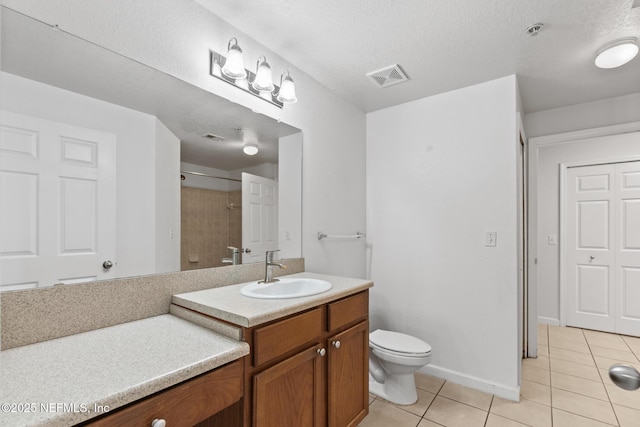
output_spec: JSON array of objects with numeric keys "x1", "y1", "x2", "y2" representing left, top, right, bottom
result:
[
  {"x1": 537, "y1": 316, "x2": 560, "y2": 326},
  {"x1": 418, "y1": 364, "x2": 520, "y2": 401}
]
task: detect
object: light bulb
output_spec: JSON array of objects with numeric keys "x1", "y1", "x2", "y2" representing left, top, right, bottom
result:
[
  {"x1": 221, "y1": 38, "x2": 247, "y2": 79},
  {"x1": 252, "y1": 56, "x2": 275, "y2": 92},
  {"x1": 277, "y1": 71, "x2": 297, "y2": 104}
]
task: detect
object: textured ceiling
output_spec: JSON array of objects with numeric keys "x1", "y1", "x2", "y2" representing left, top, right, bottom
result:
[{"x1": 195, "y1": 0, "x2": 640, "y2": 113}]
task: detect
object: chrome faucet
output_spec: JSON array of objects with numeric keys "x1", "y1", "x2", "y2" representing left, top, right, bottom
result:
[
  {"x1": 259, "y1": 249, "x2": 286, "y2": 284},
  {"x1": 221, "y1": 246, "x2": 240, "y2": 265}
]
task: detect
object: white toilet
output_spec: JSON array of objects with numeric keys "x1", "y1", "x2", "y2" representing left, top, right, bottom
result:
[{"x1": 368, "y1": 329, "x2": 432, "y2": 405}]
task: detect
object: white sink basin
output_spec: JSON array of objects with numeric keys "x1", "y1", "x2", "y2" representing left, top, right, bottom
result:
[{"x1": 240, "y1": 277, "x2": 332, "y2": 299}]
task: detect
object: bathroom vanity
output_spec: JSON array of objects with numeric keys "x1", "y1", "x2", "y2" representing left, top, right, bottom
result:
[
  {"x1": 0, "y1": 271, "x2": 371, "y2": 427},
  {"x1": 172, "y1": 272, "x2": 372, "y2": 427}
]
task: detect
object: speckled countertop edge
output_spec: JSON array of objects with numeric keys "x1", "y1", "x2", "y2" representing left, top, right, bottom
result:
[
  {"x1": 172, "y1": 272, "x2": 373, "y2": 327},
  {"x1": 0, "y1": 315, "x2": 249, "y2": 427}
]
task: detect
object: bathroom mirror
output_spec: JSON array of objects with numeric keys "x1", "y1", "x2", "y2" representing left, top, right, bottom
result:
[{"x1": 0, "y1": 7, "x2": 302, "y2": 290}]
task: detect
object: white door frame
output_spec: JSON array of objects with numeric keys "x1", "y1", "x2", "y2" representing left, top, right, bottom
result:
[
  {"x1": 559, "y1": 155, "x2": 640, "y2": 327},
  {"x1": 528, "y1": 122, "x2": 640, "y2": 332}
]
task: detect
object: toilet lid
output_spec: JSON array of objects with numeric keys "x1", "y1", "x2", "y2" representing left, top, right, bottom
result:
[{"x1": 370, "y1": 329, "x2": 431, "y2": 355}]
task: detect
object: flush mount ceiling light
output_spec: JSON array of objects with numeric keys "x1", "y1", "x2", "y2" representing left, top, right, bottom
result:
[
  {"x1": 221, "y1": 37, "x2": 247, "y2": 79},
  {"x1": 243, "y1": 143, "x2": 259, "y2": 156},
  {"x1": 252, "y1": 56, "x2": 275, "y2": 93},
  {"x1": 595, "y1": 37, "x2": 639, "y2": 69},
  {"x1": 210, "y1": 38, "x2": 297, "y2": 108},
  {"x1": 276, "y1": 71, "x2": 298, "y2": 104}
]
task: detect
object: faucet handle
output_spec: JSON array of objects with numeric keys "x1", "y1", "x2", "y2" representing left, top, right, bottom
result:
[
  {"x1": 227, "y1": 246, "x2": 239, "y2": 253},
  {"x1": 265, "y1": 249, "x2": 280, "y2": 262}
]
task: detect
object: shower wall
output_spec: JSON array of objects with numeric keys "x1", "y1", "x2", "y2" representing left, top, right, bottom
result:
[{"x1": 181, "y1": 187, "x2": 242, "y2": 270}]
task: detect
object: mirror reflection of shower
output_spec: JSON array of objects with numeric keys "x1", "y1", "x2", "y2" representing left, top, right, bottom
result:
[{"x1": 180, "y1": 169, "x2": 243, "y2": 270}]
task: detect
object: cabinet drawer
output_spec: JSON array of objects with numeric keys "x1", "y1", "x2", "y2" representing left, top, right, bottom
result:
[
  {"x1": 327, "y1": 291, "x2": 368, "y2": 332},
  {"x1": 83, "y1": 360, "x2": 243, "y2": 427},
  {"x1": 253, "y1": 308, "x2": 323, "y2": 367}
]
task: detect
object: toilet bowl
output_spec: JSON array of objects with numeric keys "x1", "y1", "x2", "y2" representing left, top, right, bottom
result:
[{"x1": 369, "y1": 329, "x2": 432, "y2": 405}]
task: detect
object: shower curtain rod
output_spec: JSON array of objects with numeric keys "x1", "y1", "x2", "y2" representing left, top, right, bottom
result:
[{"x1": 180, "y1": 170, "x2": 242, "y2": 182}]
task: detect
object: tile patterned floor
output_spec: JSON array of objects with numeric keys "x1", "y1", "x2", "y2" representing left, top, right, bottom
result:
[{"x1": 359, "y1": 325, "x2": 640, "y2": 427}]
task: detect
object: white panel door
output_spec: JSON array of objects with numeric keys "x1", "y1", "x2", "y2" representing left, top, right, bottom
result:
[
  {"x1": 241, "y1": 172, "x2": 277, "y2": 263},
  {"x1": 566, "y1": 164, "x2": 616, "y2": 332},
  {"x1": 565, "y1": 161, "x2": 640, "y2": 335},
  {"x1": 615, "y1": 161, "x2": 640, "y2": 336},
  {"x1": 0, "y1": 111, "x2": 116, "y2": 290}
]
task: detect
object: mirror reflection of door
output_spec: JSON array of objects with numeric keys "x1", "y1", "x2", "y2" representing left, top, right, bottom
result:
[
  {"x1": 0, "y1": 110, "x2": 116, "y2": 290},
  {"x1": 241, "y1": 172, "x2": 278, "y2": 264}
]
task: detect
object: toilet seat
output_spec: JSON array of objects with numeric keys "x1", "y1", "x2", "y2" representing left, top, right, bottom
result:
[{"x1": 369, "y1": 329, "x2": 431, "y2": 357}]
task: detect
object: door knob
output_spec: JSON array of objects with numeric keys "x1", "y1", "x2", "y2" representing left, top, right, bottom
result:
[
  {"x1": 589, "y1": 256, "x2": 595, "y2": 261},
  {"x1": 317, "y1": 348, "x2": 326, "y2": 357},
  {"x1": 332, "y1": 340, "x2": 341, "y2": 349},
  {"x1": 151, "y1": 419, "x2": 166, "y2": 427},
  {"x1": 102, "y1": 260, "x2": 113, "y2": 269},
  {"x1": 242, "y1": 248, "x2": 252, "y2": 253}
]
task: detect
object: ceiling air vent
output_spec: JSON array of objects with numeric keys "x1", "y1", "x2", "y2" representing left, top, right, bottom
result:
[{"x1": 366, "y1": 64, "x2": 409, "y2": 88}]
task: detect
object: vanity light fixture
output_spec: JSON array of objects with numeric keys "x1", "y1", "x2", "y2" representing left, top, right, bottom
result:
[
  {"x1": 595, "y1": 37, "x2": 639, "y2": 69},
  {"x1": 210, "y1": 38, "x2": 298, "y2": 108},
  {"x1": 276, "y1": 71, "x2": 298, "y2": 104},
  {"x1": 221, "y1": 37, "x2": 247, "y2": 79},
  {"x1": 243, "y1": 143, "x2": 259, "y2": 156},
  {"x1": 252, "y1": 56, "x2": 275, "y2": 92}
]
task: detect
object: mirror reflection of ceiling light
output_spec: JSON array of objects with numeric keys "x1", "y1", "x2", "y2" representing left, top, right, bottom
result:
[
  {"x1": 211, "y1": 38, "x2": 298, "y2": 108},
  {"x1": 243, "y1": 143, "x2": 259, "y2": 156},
  {"x1": 595, "y1": 37, "x2": 639, "y2": 69}
]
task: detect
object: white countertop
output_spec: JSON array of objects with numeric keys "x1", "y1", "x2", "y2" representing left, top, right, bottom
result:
[
  {"x1": 0, "y1": 314, "x2": 249, "y2": 427},
  {"x1": 172, "y1": 272, "x2": 373, "y2": 327}
]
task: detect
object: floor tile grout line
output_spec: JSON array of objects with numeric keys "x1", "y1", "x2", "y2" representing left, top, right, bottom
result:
[
  {"x1": 482, "y1": 394, "x2": 494, "y2": 427},
  {"x1": 577, "y1": 327, "x2": 622, "y2": 427},
  {"x1": 552, "y1": 406, "x2": 621, "y2": 427}
]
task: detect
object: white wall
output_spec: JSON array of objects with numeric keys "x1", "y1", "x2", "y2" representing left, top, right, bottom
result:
[
  {"x1": 154, "y1": 119, "x2": 181, "y2": 274},
  {"x1": 533, "y1": 132, "x2": 640, "y2": 324},
  {"x1": 524, "y1": 93, "x2": 640, "y2": 138},
  {"x1": 0, "y1": 72, "x2": 179, "y2": 278},
  {"x1": 6, "y1": 0, "x2": 367, "y2": 278},
  {"x1": 279, "y1": 133, "x2": 303, "y2": 260},
  {"x1": 366, "y1": 76, "x2": 520, "y2": 399}
]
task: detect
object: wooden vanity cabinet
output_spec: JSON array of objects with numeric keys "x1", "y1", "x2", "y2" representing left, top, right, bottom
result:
[
  {"x1": 243, "y1": 290, "x2": 369, "y2": 427},
  {"x1": 80, "y1": 359, "x2": 243, "y2": 427}
]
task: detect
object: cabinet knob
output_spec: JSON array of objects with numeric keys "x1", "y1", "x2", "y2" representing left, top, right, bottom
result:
[
  {"x1": 151, "y1": 419, "x2": 166, "y2": 427},
  {"x1": 332, "y1": 340, "x2": 341, "y2": 349},
  {"x1": 317, "y1": 348, "x2": 326, "y2": 357}
]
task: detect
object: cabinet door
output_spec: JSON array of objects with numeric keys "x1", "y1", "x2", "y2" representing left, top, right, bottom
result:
[
  {"x1": 327, "y1": 321, "x2": 369, "y2": 427},
  {"x1": 253, "y1": 344, "x2": 325, "y2": 427}
]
